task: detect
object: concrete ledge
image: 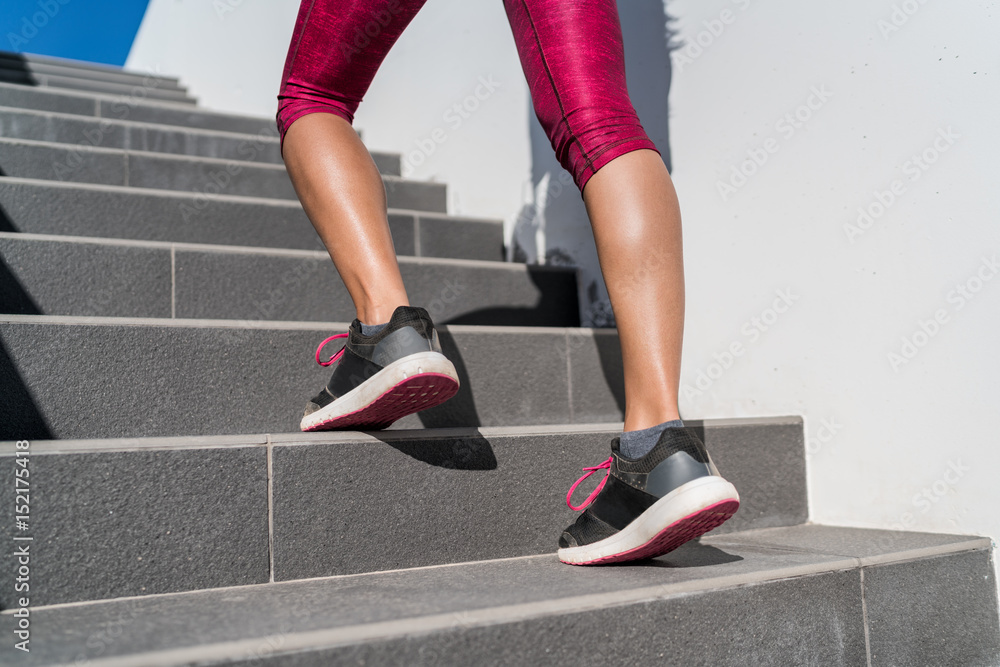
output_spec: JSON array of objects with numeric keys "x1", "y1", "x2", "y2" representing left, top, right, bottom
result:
[
  {"x1": 0, "y1": 526, "x2": 993, "y2": 667},
  {"x1": 0, "y1": 178, "x2": 500, "y2": 259}
]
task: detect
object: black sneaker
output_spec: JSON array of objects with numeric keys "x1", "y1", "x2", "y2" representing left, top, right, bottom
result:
[
  {"x1": 300, "y1": 306, "x2": 459, "y2": 431},
  {"x1": 558, "y1": 426, "x2": 739, "y2": 565}
]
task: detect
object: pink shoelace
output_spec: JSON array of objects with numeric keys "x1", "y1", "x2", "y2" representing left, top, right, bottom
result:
[
  {"x1": 315, "y1": 333, "x2": 348, "y2": 367},
  {"x1": 565, "y1": 456, "x2": 613, "y2": 511}
]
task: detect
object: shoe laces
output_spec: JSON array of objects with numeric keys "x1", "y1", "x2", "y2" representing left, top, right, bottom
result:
[
  {"x1": 315, "y1": 333, "x2": 348, "y2": 367},
  {"x1": 566, "y1": 456, "x2": 612, "y2": 511}
]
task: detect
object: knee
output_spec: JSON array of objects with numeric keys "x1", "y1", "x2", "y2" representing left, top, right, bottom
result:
[
  {"x1": 541, "y1": 105, "x2": 660, "y2": 192},
  {"x1": 275, "y1": 87, "x2": 356, "y2": 152}
]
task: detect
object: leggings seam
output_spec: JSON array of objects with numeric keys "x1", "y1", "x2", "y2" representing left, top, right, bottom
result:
[
  {"x1": 516, "y1": 0, "x2": 596, "y2": 177},
  {"x1": 285, "y1": 0, "x2": 318, "y2": 88}
]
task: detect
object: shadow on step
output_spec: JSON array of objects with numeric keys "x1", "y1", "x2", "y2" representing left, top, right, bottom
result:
[
  {"x1": 0, "y1": 52, "x2": 37, "y2": 87},
  {"x1": 415, "y1": 328, "x2": 481, "y2": 429},
  {"x1": 377, "y1": 431, "x2": 498, "y2": 471},
  {"x1": 0, "y1": 252, "x2": 42, "y2": 315},
  {"x1": 632, "y1": 541, "x2": 743, "y2": 568},
  {"x1": 442, "y1": 265, "x2": 581, "y2": 328},
  {"x1": 0, "y1": 202, "x2": 15, "y2": 231},
  {"x1": 0, "y1": 337, "x2": 53, "y2": 440}
]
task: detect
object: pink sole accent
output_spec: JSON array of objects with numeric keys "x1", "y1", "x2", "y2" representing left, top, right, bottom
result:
[
  {"x1": 302, "y1": 372, "x2": 459, "y2": 431},
  {"x1": 562, "y1": 498, "x2": 740, "y2": 566}
]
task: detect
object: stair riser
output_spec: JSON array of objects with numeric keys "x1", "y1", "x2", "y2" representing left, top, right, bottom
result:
[
  {"x1": 0, "y1": 236, "x2": 577, "y2": 325},
  {"x1": 0, "y1": 70, "x2": 196, "y2": 104},
  {"x1": 0, "y1": 141, "x2": 445, "y2": 211},
  {"x1": 0, "y1": 82, "x2": 277, "y2": 134},
  {"x1": 0, "y1": 419, "x2": 807, "y2": 607},
  {"x1": 240, "y1": 570, "x2": 869, "y2": 667},
  {"x1": 1, "y1": 322, "x2": 619, "y2": 438},
  {"x1": 0, "y1": 108, "x2": 402, "y2": 172},
  {"x1": 242, "y1": 552, "x2": 1000, "y2": 667},
  {"x1": 0, "y1": 56, "x2": 186, "y2": 91},
  {"x1": 0, "y1": 180, "x2": 502, "y2": 260}
]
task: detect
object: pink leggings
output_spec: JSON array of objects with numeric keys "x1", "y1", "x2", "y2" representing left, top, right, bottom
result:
[{"x1": 276, "y1": 0, "x2": 659, "y2": 193}]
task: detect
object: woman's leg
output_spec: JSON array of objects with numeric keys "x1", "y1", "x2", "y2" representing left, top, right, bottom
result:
[
  {"x1": 502, "y1": 0, "x2": 682, "y2": 430},
  {"x1": 503, "y1": 0, "x2": 738, "y2": 564},
  {"x1": 581, "y1": 149, "x2": 684, "y2": 431},
  {"x1": 278, "y1": 0, "x2": 460, "y2": 433},
  {"x1": 283, "y1": 114, "x2": 408, "y2": 326},
  {"x1": 277, "y1": 0, "x2": 428, "y2": 326}
]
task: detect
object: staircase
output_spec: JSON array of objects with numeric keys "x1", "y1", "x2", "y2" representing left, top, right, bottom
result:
[{"x1": 1, "y1": 56, "x2": 998, "y2": 666}]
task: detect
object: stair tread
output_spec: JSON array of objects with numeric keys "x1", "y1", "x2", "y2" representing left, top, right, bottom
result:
[
  {"x1": 0, "y1": 104, "x2": 286, "y2": 142},
  {"x1": 0, "y1": 176, "x2": 499, "y2": 223},
  {"x1": 0, "y1": 136, "x2": 445, "y2": 209},
  {"x1": 0, "y1": 417, "x2": 800, "y2": 449},
  {"x1": 0, "y1": 80, "x2": 277, "y2": 133},
  {"x1": 0, "y1": 230, "x2": 548, "y2": 269},
  {"x1": 0, "y1": 525, "x2": 987, "y2": 667},
  {"x1": 0, "y1": 51, "x2": 183, "y2": 84}
]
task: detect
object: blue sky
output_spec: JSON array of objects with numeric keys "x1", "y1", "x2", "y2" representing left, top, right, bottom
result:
[{"x1": 1, "y1": 0, "x2": 151, "y2": 66}]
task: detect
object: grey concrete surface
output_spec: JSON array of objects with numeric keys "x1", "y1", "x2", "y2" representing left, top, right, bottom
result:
[
  {"x1": 1, "y1": 526, "x2": 991, "y2": 667},
  {"x1": 0, "y1": 446, "x2": 269, "y2": 608}
]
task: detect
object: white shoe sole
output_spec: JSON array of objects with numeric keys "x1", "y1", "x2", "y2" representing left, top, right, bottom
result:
[{"x1": 300, "y1": 351, "x2": 459, "y2": 431}]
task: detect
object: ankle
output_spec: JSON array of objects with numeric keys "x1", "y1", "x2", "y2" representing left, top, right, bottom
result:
[
  {"x1": 623, "y1": 408, "x2": 681, "y2": 433},
  {"x1": 357, "y1": 300, "x2": 409, "y2": 327}
]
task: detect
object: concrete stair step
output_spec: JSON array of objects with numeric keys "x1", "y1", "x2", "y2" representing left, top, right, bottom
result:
[
  {"x1": 0, "y1": 138, "x2": 445, "y2": 211},
  {"x1": 0, "y1": 51, "x2": 186, "y2": 90},
  {"x1": 0, "y1": 70, "x2": 196, "y2": 105},
  {"x1": 0, "y1": 232, "x2": 577, "y2": 325},
  {"x1": 1, "y1": 526, "x2": 995, "y2": 666},
  {"x1": 0, "y1": 81, "x2": 275, "y2": 135},
  {"x1": 0, "y1": 417, "x2": 807, "y2": 607},
  {"x1": 1, "y1": 315, "x2": 631, "y2": 439},
  {"x1": 0, "y1": 107, "x2": 401, "y2": 171},
  {"x1": 0, "y1": 178, "x2": 503, "y2": 260}
]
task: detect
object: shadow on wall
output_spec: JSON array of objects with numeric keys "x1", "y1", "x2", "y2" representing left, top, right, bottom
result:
[
  {"x1": 509, "y1": 0, "x2": 679, "y2": 328},
  {"x1": 0, "y1": 52, "x2": 38, "y2": 86},
  {"x1": 442, "y1": 265, "x2": 580, "y2": 328}
]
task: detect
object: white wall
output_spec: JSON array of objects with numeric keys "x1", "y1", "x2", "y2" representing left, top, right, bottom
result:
[
  {"x1": 126, "y1": 0, "x2": 300, "y2": 118},
  {"x1": 666, "y1": 0, "x2": 999, "y2": 582},
  {"x1": 128, "y1": 0, "x2": 1000, "y2": 588},
  {"x1": 126, "y1": 0, "x2": 531, "y2": 226}
]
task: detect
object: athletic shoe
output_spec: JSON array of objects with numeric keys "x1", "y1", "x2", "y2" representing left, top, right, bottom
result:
[
  {"x1": 300, "y1": 305, "x2": 460, "y2": 431},
  {"x1": 557, "y1": 425, "x2": 739, "y2": 565}
]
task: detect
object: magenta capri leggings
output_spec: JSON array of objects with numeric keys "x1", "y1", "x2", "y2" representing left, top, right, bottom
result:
[{"x1": 276, "y1": 0, "x2": 660, "y2": 193}]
